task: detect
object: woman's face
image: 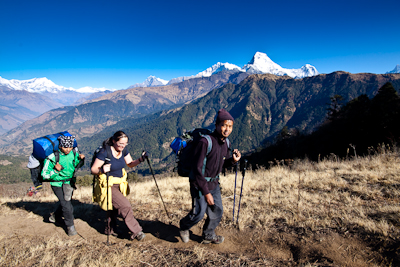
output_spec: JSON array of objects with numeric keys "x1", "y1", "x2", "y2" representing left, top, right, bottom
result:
[{"x1": 113, "y1": 137, "x2": 128, "y2": 152}]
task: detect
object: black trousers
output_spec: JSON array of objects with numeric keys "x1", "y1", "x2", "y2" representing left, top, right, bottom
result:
[
  {"x1": 51, "y1": 185, "x2": 74, "y2": 227},
  {"x1": 30, "y1": 167, "x2": 42, "y2": 189}
]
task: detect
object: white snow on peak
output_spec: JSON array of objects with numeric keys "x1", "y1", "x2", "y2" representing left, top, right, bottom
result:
[
  {"x1": 75, "y1": 86, "x2": 115, "y2": 93},
  {"x1": 0, "y1": 76, "x2": 115, "y2": 94},
  {"x1": 193, "y1": 62, "x2": 242, "y2": 78},
  {"x1": 243, "y1": 52, "x2": 319, "y2": 78},
  {"x1": 0, "y1": 76, "x2": 65, "y2": 93},
  {"x1": 128, "y1": 75, "x2": 168, "y2": 88},
  {"x1": 386, "y1": 65, "x2": 400, "y2": 74},
  {"x1": 0, "y1": 52, "x2": 320, "y2": 93},
  {"x1": 167, "y1": 62, "x2": 242, "y2": 85},
  {"x1": 243, "y1": 52, "x2": 284, "y2": 74},
  {"x1": 167, "y1": 52, "x2": 318, "y2": 85}
]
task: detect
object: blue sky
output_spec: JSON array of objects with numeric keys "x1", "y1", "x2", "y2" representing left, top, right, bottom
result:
[{"x1": 1, "y1": 0, "x2": 399, "y2": 90}]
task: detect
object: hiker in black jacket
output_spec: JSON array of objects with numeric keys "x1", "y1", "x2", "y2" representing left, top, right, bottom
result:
[{"x1": 179, "y1": 109, "x2": 241, "y2": 244}]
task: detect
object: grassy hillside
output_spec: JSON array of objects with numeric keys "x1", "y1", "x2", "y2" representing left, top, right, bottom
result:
[
  {"x1": 0, "y1": 155, "x2": 30, "y2": 183},
  {"x1": 1, "y1": 149, "x2": 400, "y2": 266}
]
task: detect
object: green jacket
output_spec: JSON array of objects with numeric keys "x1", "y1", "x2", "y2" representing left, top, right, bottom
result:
[{"x1": 41, "y1": 149, "x2": 81, "y2": 187}]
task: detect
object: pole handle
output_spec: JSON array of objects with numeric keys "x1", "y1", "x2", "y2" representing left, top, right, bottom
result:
[{"x1": 242, "y1": 159, "x2": 248, "y2": 177}]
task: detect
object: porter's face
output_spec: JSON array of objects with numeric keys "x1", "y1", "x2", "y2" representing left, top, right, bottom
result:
[
  {"x1": 216, "y1": 120, "x2": 233, "y2": 139},
  {"x1": 60, "y1": 147, "x2": 73, "y2": 155}
]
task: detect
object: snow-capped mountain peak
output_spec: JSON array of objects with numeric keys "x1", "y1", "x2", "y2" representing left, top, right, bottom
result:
[
  {"x1": 0, "y1": 76, "x2": 116, "y2": 94},
  {"x1": 386, "y1": 65, "x2": 400, "y2": 74},
  {"x1": 0, "y1": 76, "x2": 67, "y2": 93},
  {"x1": 242, "y1": 52, "x2": 319, "y2": 78},
  {"x1": 128, "y1": 75, "x2": 168, "y2": 88},
  {"x1": 243, "y1": 52, "x2": 283, "y2": 74},
  {"x1": 75, "y1": 86, "x2": 115, "y2": 93},
  {"x1": 167, "y1": 62, "x2": 242, "y2": 85},
  {"x1": 193, "y1": 62, "x2": 242, "y2": 78}
]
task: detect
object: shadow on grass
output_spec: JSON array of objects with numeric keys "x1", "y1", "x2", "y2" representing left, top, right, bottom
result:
[
  {"x1": 5, "y1": 199, "x2": 105, "y2": 235},
  {"x1": 4, "y1": 200, "x2": 199, "y2": 243},
  {"x1": 137, "y1": 219, "x2": 202, "y2": 243}
]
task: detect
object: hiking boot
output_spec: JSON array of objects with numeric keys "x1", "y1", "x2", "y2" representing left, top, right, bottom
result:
[
  {"x1": 110, "y1": 230, "x2": 119, "y2": 237},
  {"x1": 49, "y1": 213, "x2": 56, "y2": 223},
  {"x1": 67, "y1": 225, "x2": 77, "y2": 236},
  {"x1": 202, "y1": 235, "x2": 224, "y2": 244},
  {"x1": 180, "y1": 230, "x2": 189, "y2": 243},
  {"x1": 135, "y1": 231, "x2": 145, "y2": 241},
  {"x1": 49, "y1": 213, "x2": 63, "y2": 224}
]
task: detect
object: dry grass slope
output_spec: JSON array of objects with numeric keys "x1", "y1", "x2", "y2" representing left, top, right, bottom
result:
[{"x1": 1, "y1": 147, "x2": 400, "y2": 266}]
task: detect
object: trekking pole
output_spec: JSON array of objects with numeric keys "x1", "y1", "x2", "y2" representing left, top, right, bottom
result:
[
  {"x1": 105, "y1": 157, "x2": 111, "y2": 246},
  {"x1": 232, "y1": 161, "x2": 238, "y2": 222},
  {"x1": 236, "y1": 159, "x2": 247, "y2": 225},
  {"x1": 145, "y1": 153, "x2": 171, "y2": 220}
]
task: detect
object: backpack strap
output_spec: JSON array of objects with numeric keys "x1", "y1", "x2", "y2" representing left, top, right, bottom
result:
[
  {"x1": 50, "y1": 150, "x2": 74, "y2": 183},
  {"x1": 53, "y1": 150, "x2": 60, "y2": 164},
  {"x1": 201, "y1": 135, "x2": 213, "y2": 177},
  {"x1": 201, "y1": 135, "x2": 220, "y2": 183},
  {"x1": 105, "y1": 144, "x2": 112, "y2": 163}
]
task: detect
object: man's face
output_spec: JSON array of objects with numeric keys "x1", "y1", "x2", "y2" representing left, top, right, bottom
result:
[
  {"x1": 216, "y1": 120, "x2": 234, "y2": 139},
  {"x1": 60, "y1": 147, "x2": 73, "y2": 155}
]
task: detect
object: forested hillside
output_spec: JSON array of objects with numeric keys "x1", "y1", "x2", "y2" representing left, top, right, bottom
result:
[
  {"x1": 248, "y1": 82, "x2": 400, "y2": 167},
  {"x1": 78, "y1": 72, "x2": 400, "y2": 173}
]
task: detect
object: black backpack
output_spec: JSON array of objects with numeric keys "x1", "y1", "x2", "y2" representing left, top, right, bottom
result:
[
  {"x1": 170, "y1": 128, "x2": 230, "y2": 178},
  {"x1": 91, "y1": 140, "x2": 112, "y2": 194}
]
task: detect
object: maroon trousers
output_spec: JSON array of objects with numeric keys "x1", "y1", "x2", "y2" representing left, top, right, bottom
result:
[{"x1": 105, "y1": 184, "x2": 142, "y2": 239}]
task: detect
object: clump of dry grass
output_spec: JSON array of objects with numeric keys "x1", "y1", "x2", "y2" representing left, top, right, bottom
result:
[
  {"x1": 1, "y1": 148, "x2": 400, "y2": 266},
  {"x1": 0, "y1": 232, "x2": 277, "y2": 267}
]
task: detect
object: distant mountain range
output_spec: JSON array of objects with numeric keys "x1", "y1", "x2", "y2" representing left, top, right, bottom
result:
[
  {"x1": 0, "y1": 52, "x2": 398, "y2": 137},
  {"x1": 0, "y1": 76, "x2": 113, "y2": 105},
  {"x1": 129, "y1": 52, "x2": 319, "y2": 87},
  {"x1": 1, "y1": 71, "x2": 400, "y2": 167},
  {"x1": 0, "y1": 52, "x2": 318, "y2": 134},
  {"x1": 0, "y1": 70, "x2": 250, "y2": 152}
]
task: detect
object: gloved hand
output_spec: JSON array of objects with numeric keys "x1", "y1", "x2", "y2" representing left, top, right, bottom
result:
[{"x1": 139, "y1": 151, "x2": 148, "y2": 163}]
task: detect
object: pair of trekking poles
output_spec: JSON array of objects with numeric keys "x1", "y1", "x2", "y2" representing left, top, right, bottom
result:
[{"x1": 232, "y1": 159, "x2": 247, "y2": 225}]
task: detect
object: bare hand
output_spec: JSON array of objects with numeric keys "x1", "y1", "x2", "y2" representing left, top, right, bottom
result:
[
  {"x1": 79, "y1": 154, "x2": 85, "y2": 160},
  {"x1": 232, "y1": 149, "x2": 241, "y2": 162},
  {"x1": 54, "y1": 162, "x2": 63, "y2": 172},
  {"x1": 205, "y1": 193, "x2": 214, "y2": 206},
  {"x1": 103, "y1": 164, "x2": 111, "y2": 173}
]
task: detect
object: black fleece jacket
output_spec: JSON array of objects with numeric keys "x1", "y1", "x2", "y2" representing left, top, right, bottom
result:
[{"x1": 191, "y1": 131, "x2": 235, "y2": 196}]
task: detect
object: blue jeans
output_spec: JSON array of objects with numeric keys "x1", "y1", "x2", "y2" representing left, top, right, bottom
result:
[{"x1": 180, "y1": 183, "x2": 223, "y2": 239}]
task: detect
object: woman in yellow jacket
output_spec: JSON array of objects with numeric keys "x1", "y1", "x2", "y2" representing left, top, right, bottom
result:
[{"x1": 91, "y1": 131, "x2": 147, "y2": 241}]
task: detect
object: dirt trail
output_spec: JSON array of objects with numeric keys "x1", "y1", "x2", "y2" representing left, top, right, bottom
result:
[
  {"x1": 0, "y1": 193, "x2": 388, "y2": 266},
  {"x1": 0, "y1": 200, "x2": 257, "y2": 255}
]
